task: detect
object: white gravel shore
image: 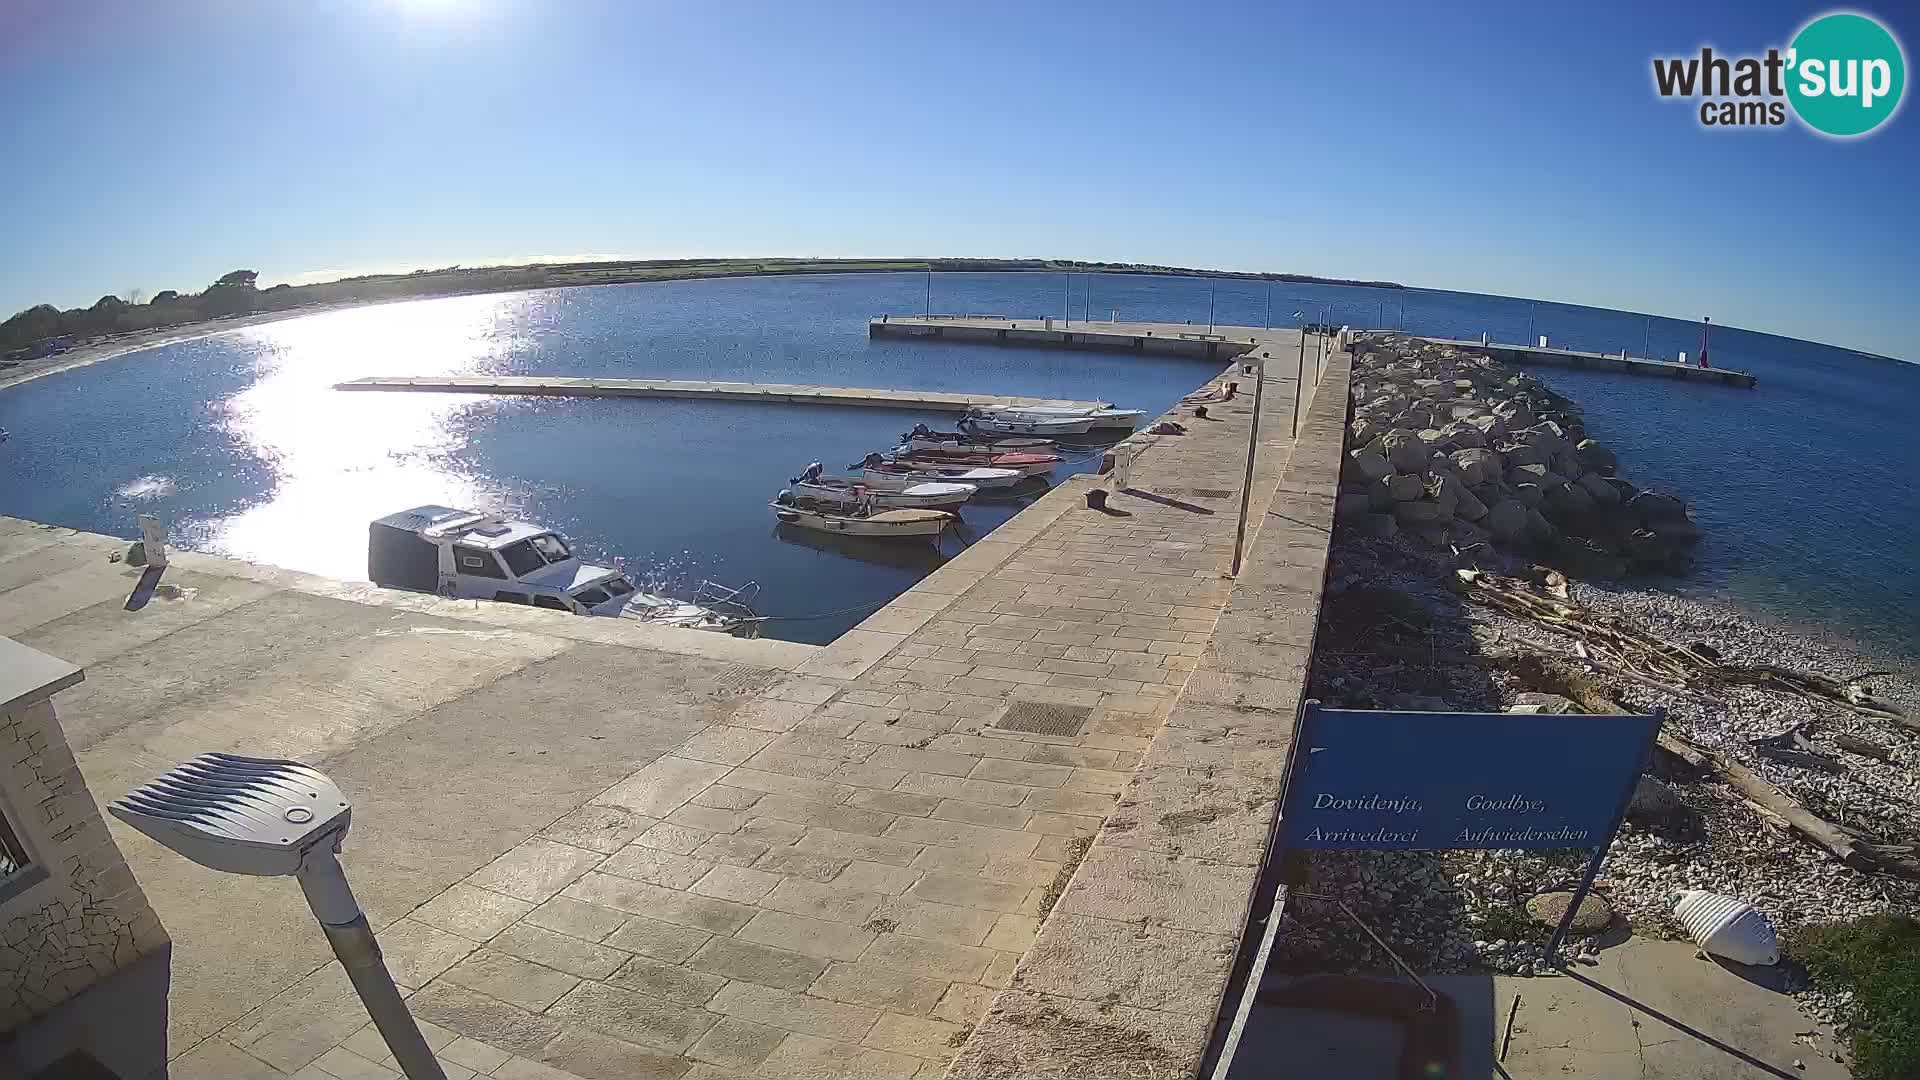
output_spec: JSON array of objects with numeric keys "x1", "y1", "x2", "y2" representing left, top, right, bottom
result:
[{"x1": 1288, "y1": 342, "x2": 1918, "y2": 994}]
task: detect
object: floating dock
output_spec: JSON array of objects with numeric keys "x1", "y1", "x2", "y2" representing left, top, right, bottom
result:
[
  {"x1": 871, "y1": 315, "x2": 1757, "y2": 387},
  {"x1": 334, "y1": 375, "x2": 1107, "y2": 412}
]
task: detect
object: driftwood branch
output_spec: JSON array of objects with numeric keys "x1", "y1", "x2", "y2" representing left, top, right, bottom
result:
[
  {"x1": 1520, "y1": 654, "x2": 1920, "y2": 880},
  {"x1": 1450, "y1": 570, "x2": 1915, "y2": 727},
  {"x1": 1662, "y1": 729, "x2": 1918, "y2": 878}
]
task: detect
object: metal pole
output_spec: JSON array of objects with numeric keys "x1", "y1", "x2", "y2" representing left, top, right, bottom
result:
[
  {"x1": 1230, "y1": 355, "x2": 1265, "y2": 577},
  {"x1": 299, "y1": 856, "x2": 446, "y2": 1080},
  {"x1": 1643, "y1": 316, "x2": 1650, "y2": 360},
  {"x1": 1265, "y1": 281, "x2": 1272, "y2": 329},
  {"x1": 925, "y1": 271, "x2": 932, "y2": 316},
  {"x1": 1208, "y1": 284, "x2": 1216, "y2": 333},
  {"x1": 1063, "y1": 274, "x2": 1070, "y2": 324},
  {"x1": 1292, "y1": 322, "x2": 1305, "y2": 437},
  {"x1": 1528, "y1": 301, "x2": 1536, "y2": 343}
]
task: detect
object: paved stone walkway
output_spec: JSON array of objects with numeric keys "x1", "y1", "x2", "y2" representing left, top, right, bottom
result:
[{"x1": 163, "y1": 342, "x2": 1335, "y2": 1080}]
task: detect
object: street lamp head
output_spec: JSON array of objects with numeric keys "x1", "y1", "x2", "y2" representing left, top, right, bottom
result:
[{"x1": 110, "y1": 753, "x2": 351, "y2": 877}]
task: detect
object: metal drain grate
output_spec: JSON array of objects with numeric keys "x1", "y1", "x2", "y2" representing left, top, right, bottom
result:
[
  {"x1": 994, "y1": 701, "x2": 1093, "y2": 738},
  {"x1": 1185, "y1": 488, "x2": 1234, "y2": 499},
  {"x1": 714, "y1": 664, "x2": 782, "y2": 696}
]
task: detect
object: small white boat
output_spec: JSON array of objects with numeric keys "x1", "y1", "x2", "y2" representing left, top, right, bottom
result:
[
  {"x1": 859, "y1": 459, "x2": 1025, "y2": 489},
  {"x1": 901, "y1": 423, "x2": 1054, "y2": 452},
  {"x1": 788, "y1": 463, "x2": 975, "y2": 509},
  {"x1": 968, "y1": 404, "x2": 1145, "y2": 430},
  {"x1": 769, "y1": 496, "x2": 951, "y2": 539},
  {"x1": 960, "y1": 410, "x2": 1096, "y2": 437},
  {"x1": 369, "y1": 505, "x2": 755, "y2": 633}
]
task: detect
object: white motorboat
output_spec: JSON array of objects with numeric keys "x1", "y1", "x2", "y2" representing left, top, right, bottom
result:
[
  {"x1": 368, "y1": 505, "x2": 756, "y2": 633},
  {"x1": 901, "y1": 423, "x2": 1054, "y2": 452},
  {"x1": 960, "y1": 410, "x2": 1096, "y2": 437},
  {"x1": 788, "y1": 463, "x2": 975, "y2": 509},
  {"x1": 769, "y1": 495, "x2": 951, "y2": 540},
  {"x1": 967, "y1": 404, "x2": 1145, "y2": 430},
  {"x1": 858, "y1": 459, "x2": 1025, "y2": 489}
]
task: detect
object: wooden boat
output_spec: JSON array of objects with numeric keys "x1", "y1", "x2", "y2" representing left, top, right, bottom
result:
[
  {"x1": 967, "y1": 404, "x2": 1145, "y2": 430},
  {"x1": 891, "y1": 446, "x2": 1059, "y2": 476},
  {"x1": 857, "y1": 458, "x2": 1025, "y2": 489},
  {"x1": 769, "y1": 496, "x2": 951, "y2": 539},
  {"x1": 787, "y1": 464, "x2": 975, "y2": 509}
]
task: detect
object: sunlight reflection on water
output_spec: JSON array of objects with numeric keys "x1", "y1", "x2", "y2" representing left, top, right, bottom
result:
[{"x1": 196, "y1": 295, "x2": 540, "y2": 580}]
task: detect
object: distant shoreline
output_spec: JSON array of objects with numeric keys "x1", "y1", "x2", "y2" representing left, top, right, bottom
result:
[{"x1": 0, "y1": 258, "x2": 1405, "y2": 391}]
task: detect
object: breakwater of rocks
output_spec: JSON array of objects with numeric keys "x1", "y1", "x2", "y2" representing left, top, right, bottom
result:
[{"x1": 1337, "y1": 334, "x2": 1701, "y2": 576}]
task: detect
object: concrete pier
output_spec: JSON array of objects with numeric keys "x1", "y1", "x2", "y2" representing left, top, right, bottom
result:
[
  {"x1": 1, "y1": 325, "x2": 1351, "y2": 1079},
  {"x1": 871, "y1": 315, "x2": 1274, "y2": 360},
  {"x1": 1409, "y1": 334, "x2": 1758, "y2": 387},
  {"x1": 872, "y1": 315, "x2": 1758, "y2": 387},
  {"x1": 335, "y1": 376, "x2": 1109, "y2": 412}
]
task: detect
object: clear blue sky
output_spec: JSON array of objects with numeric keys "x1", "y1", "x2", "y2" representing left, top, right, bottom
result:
[{"x1": 2, "y1": 0, "x2": 1915, "y2": 358}]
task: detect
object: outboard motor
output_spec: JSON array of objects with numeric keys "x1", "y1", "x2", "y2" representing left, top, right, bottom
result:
[
  {"x1": 790, "y1": 462, "x2": 824, "y2": 484},
  {"x1": 776, "y1": 489, "x2": 794, "y2": 505},
  {"x1": 862, "y1": 452, "x2": 886, "y2": 468}
]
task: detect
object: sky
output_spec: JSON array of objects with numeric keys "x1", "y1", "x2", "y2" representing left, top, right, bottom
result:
[{"x1": 1, "y1": 0, "x2": 1915, "y2": 359}]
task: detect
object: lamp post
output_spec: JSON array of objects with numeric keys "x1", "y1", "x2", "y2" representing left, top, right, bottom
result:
[
  {"x1": 1230, "y1": 351, "x2": 1266, "y2": 577},
  {"x1": 112, "y1": 755, "x2": 446, "y2": 1080},
  {"x1": 1292, "y1": 312, "x2": 1305, "y2": 437}
]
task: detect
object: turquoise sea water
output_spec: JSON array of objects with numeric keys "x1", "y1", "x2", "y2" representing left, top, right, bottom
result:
[{"x1": 1, "y1": 272, "x2": 1914, "y2": 654}]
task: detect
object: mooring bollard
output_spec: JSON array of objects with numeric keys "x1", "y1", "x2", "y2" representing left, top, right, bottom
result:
[
  {"x1": 1086, "y1": 489, "x2": 1109, "y2": 511},
  {"x1": 1194, "y1": 405, "x2": 1209, "y2": 419}
]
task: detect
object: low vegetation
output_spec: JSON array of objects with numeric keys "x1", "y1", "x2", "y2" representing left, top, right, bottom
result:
[
  {"x1": 1789, "y1": 914, "x2": 1920, "y2": 1080},
  {"x1": 2, "y1": 257, "x2": 1404, "y2": 357}
]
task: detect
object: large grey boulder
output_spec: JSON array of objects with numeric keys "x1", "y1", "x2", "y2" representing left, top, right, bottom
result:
[
  {"x1": 1346, "y1": 447, "x2": 1394, "y2": 482},
  {"x1": 1506, "y1": 463, "x2": 1562, "y2": 487},
  {"x1": 1512, "y1": 482, "x2": 1545, "y2": 508},
  {"x1": 1350, "y1": 417, "x2": 1380, "y2": 448},
  {"x1": 1576, "y1": 438, "x2": 1617, "y2": 474},
  {"x1": 1452, "y1": 482, "x2": 1489, "y2": 521},
  {"x1": 1380, "y1": 429, "x2": 1430, "y2": 472},
  {"x1": 1394, "y1": 499, "x2": 1448, "y2": 525},
  {"x1": 1630, "y1": 490, "x2": 1689, "y2": 524},
  {"x1": 1438, "y1": 420, "x2": 1486, "y2": 449},
  {"x1": 1525, "y1": 507, "x2": 1556, "y2": 540},
  {"x1": 1450, "y1": 448, "x2": 1502, "y2": 486},
  {"x1": 1466, "y1": 414, "x2": 1505, "y2": 441},
  {"x1": 1335, "y1": 492, "x2": 1372, "y2": 517},
  {"x1": 1499, "y1": 441, "x2": 1548, "y2": 467},
  {"x1": 1485, "y1": 499, "x2": 1528, "y2": 539},
  {"x1": 1379, "y1": 473, "x2": 1423, "y2": 502},
  {"x1": 1545, "y1": 480, "x2": 1596, "y2": 518},
  {"x1": 1492, "y1": 400, "x2": 1535, "y2": 429},
  {"x1": 1578, "y1": 471, "x2": 1621, "y2": 504}
]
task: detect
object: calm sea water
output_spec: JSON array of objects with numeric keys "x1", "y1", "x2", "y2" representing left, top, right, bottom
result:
[{"x1": 1, "y1": 272, "x2": 1914, "y2": 655}]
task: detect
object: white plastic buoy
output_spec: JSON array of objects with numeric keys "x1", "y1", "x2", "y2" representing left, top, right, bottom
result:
[{"x1": 1672, "y1": 890, "x2": 1779, "y2": 966}]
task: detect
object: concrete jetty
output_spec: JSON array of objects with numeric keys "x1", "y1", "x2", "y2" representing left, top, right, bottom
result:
[
  {"x1": 1409, "y1": 334, "x2": 1758, "y2": 387},
  {"x1": 335, "y1": 376, "x2": 1108, "y2": 412},
  {"x1": 1, "y1": 326, "x2": 1356, "y2": 1079},
  {"x1": 871, "y1": 315, "x2": 1275, "y2": 360},
  {"x1": 871, "y1": 315, "x2": 1757, "y2": 387}
]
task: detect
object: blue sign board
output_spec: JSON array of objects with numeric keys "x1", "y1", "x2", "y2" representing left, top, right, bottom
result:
[{"x1": 1281, "y1": 706, "x2": 1662, "y2": 851}]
